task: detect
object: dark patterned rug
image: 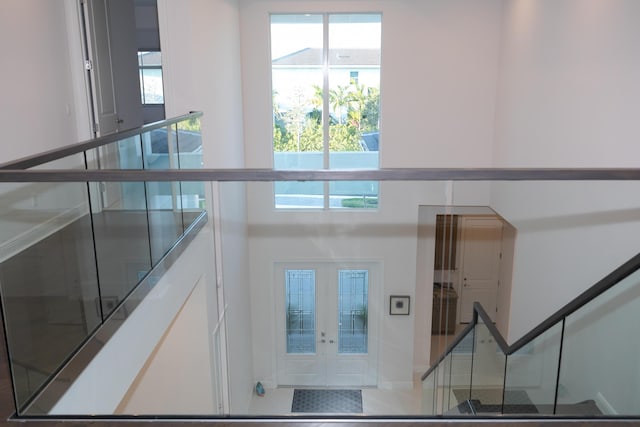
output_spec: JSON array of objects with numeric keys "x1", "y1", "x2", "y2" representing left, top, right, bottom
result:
[{"x1": 291, "y1": 389, "x2": 363, "y2": 413}]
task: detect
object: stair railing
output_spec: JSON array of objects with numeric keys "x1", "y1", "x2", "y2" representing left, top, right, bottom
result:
[{"x1": 422, "y1": 251, "x2": 640, "y2": 416}]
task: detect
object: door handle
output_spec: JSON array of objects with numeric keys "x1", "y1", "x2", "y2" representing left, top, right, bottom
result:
[
  {"x1": 329, "y1": 339, "x2": 335, "y2": 344},
  {"x1": 318, "y1": 339, "x2": 326, "y2": 343}
]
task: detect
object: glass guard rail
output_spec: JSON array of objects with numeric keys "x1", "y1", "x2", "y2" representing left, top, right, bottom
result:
[
  {"x1": 1, "y1": 170, "x2": 640, "y2": 420},
  {"x1": 0, "y1": 112, "x2": 203, "y2": 171},
  {"x1": 422, "y1": 248, "x2": 640, "y2": 417},
  {"x1": 0, "y1": 114, "x2": 207, "y2": 414}
]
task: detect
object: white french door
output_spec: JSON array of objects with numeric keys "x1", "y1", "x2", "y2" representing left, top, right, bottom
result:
[{"x1": 275, "y1": 262, "x2": 379, "y2": 387}]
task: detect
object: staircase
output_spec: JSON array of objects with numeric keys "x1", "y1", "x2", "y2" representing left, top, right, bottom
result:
[{"x1": 422, "y1": 252, "x2": 640, "y2": 418}]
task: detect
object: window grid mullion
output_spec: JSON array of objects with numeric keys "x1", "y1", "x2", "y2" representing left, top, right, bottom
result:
[{"x1": 323, "y1": 13, "x2": 330, "y2": 208}]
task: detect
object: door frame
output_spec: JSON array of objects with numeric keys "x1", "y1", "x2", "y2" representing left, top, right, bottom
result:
[
  {"x1": 274, "y1": 261, "x2": 381, "y2": 387},
  {"x1": 416, "y1": 205, "x2": 516, "y2": 371}
]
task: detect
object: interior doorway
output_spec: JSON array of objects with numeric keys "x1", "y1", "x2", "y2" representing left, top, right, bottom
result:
[
  {"x1": 80, "y1": 0, "x2": 143, "y2": 136},
  {"x1": 79, "y1": 0, "x2": 165, "y2": 136},
  {"x1": 414, "y1": 206, "x2": 516, "y2": 368}
]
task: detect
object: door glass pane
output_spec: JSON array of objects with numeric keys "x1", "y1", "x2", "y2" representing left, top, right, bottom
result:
[
  {"x1": 285, "y1": 270, "x2": 316, "y2": 353},
  {"x1": 338, "y1": 270, "x2": 368, "y2": 353},
  {"x1": 142, "y1": 126, "x2": 184, "y2": 265}
]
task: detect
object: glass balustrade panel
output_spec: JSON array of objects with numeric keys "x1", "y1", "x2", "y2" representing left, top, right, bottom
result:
[
  {"x1": 435, "y1": 352, "x2": 453, "y2": 414},
  {"x1": 421, "y1": 365, "x2": 438, "y2": 416},
  {"x1": 504, "y1": 322, "x2": 562, "y2": 415},
  {"x1": 446, "y1": 326, "x2": 475, "y2": 415},
  {"x1": 1, "y1": 174, "x2": 638, "y2": 419},
  {"x1": 142, "y1": 126, "x2": 184, "y2": 264},
  {"x1": 470, "y1": 319, "x2": 506, "y2": 414},
  {"x1": 88, "y1": 137, "x2": 152, "y2": 318},
  {"x1": 558, "y1": 268, "x2": 640, "y2": 416},
  {"x1": 0, "y1": 155, "x2": 100, "y2": 413},
  {"x1": 453, "y1": 179, "x2": 640, "y2": 413},
  {"x1": 176, "y1": 117, "x2": 206, "y2": 229}
]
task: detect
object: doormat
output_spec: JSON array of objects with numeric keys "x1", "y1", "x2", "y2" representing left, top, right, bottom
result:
[{"x1": 291, "y1": 389, "x2": 362, "y2": 413}]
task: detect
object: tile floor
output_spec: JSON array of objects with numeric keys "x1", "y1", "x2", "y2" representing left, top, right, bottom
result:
[{"x1": 246, "y1": 325, "x2": 471, "y2": 416}]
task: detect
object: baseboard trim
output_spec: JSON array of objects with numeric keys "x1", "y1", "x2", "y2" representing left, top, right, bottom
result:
[{"x1": 258, "y1": 380, "x2": 278, "y2": 390}]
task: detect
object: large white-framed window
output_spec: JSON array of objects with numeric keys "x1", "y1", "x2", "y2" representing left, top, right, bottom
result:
[{"x1": 271, "y1": 14, "x2": 382, "y2": 210}]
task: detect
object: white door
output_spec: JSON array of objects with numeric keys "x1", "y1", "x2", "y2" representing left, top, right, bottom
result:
[
  {"x1": 83, "y1": 0, "x2": 119, "y2": 136},
  {"x1": 82, "y1": 0, "x2": 143, "y2": 209},
  {"x1": 275, "y1": 263, "x2": 379, "y2": 387},
  {"x1": 83, "y1": 0, "x2": 142, "y2": 135},
  {"x1": 103, "y1": 0, "x2": 143, "y2": 131},
  {"x1": 458, "y1": 217, "x2": 503, "y2": 323}
]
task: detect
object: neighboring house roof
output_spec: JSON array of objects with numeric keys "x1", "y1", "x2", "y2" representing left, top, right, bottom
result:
[{"x1": 273, "y1": 48, "x2": 380, "y2": 66}]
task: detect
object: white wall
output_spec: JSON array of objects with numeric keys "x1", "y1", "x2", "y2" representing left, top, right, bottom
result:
[
  {"x1": 240, "y1": 0, "x2": 503, "y2": 386},
  {"x1": 0, "y1": 0, "x2": 90, "y2": 246},
  {"x1": 490, "y1": 181, "x2": 640, "y2": 341},
  {"x1": 241, "y1": 0, "x2": 503, "y2": 170},
  {"x1": 0, "y1": 1, "x2": 92, "y2": 295},
  {"x1": 492, "y1": 0, "x2": 640, "y2": 342},
  {"x1": 116, "y1": 277, "x2": 216, "y2": 414},
  {"x1": 246, "y1": 181, "x2": 453, "y2": 389},
  {"x1": 494, "y1": 0, "x2": 640, "y2": 168},
  {"x1": 159, "y1": 0, "x2": 245, "y2": 169},
  {"x1": 0, "y1": 1, "x2": 88, "y2": 164},
  {"x1": 495, "y1": 219, "x2": 516, "y2": 337},
  {"x1": 490, "y1": 1, "x2": 640, "y2": 409},
  {"x1": 9, "y1": 0, "x2": 638, "y2": 411},
  {"x1": 158, "y1": 0, "x2": 252, "y2": 413},
  {"x1": 215, "y1": 182, "x2": 252, "y2": 412}
]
